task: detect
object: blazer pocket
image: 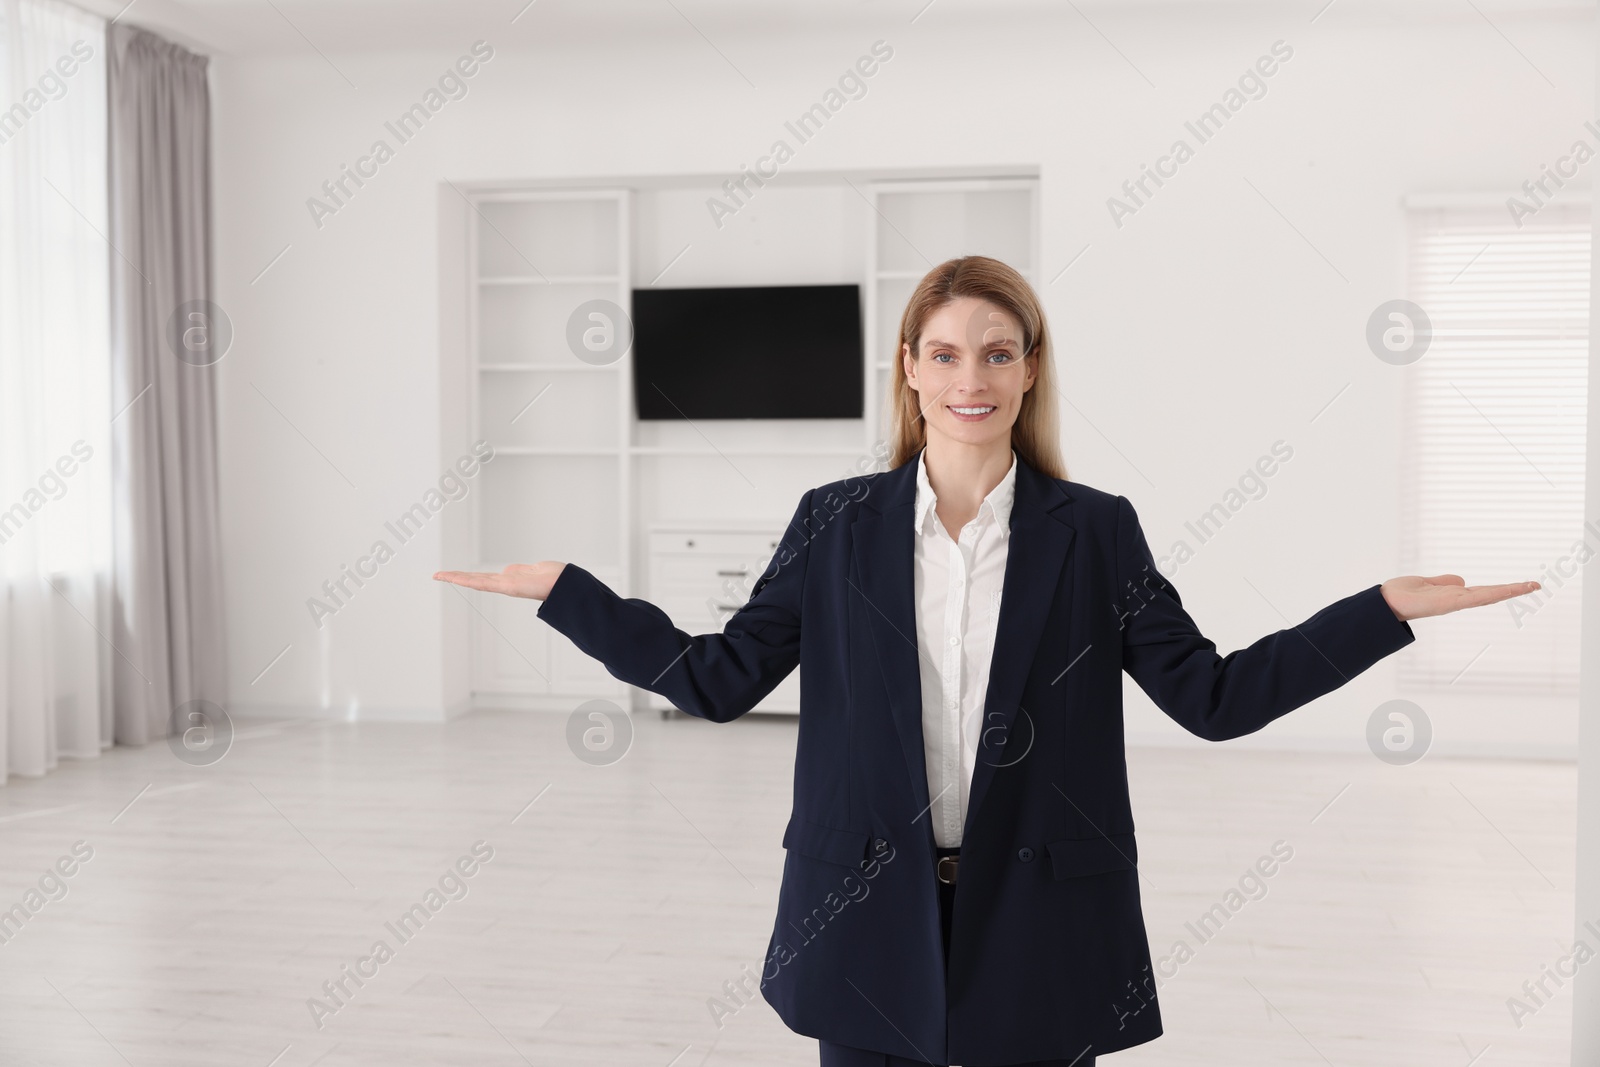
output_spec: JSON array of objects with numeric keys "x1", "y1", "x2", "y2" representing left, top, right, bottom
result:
[
  {"x1": 782, "y1": 817, "x2": 872, "y2": 868},
  {"x1": 1045, "y1": 832, "x2": 1138, "y2": 880}
]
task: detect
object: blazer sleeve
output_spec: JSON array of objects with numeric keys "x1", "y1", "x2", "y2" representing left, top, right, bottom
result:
[
  {"x1": 1114, "y1": 494, "x2": 1416, "y2": 742},
  {"x1": 533, "y1": 487, "x2": 815, "y2": 723}
]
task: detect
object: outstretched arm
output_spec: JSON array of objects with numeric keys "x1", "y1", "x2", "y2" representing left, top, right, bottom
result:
[
  {"x1": 1114, "y1": 494, "x2": 1537, "y2": 742},
  {"x1": 434, "y1": 488, "x2": 817, "y2": 722}
]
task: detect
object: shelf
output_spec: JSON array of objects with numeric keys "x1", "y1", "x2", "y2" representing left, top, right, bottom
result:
[
  {"x1": 476, "y1": 277, "x2": 627, "y2": 365},
  {"x1": 875, "y1": 266, "x2": 1035, "y2": 281},
  {"x1": 479, "y1": 363, "x2": 622, "y2": 372},
  {"x1": 870, "y1": 177, "x2": 1039, "y2": 195},
  {"x1": 488, "y1": 446, "x2": 623, "y2": 456},
  {"x1": 479, "y1": 274, "x2": 623, "y2": 286},
  {"x1": 476, "y1": 197, "x2": 621, "y2": 277},
  {"x1": 630, "y1": 446, "x2": 870, "y2": 457},
  {"x1": 874, "y1": 187, "x2": 1034, "y2": 275},
  {"x1": 477, "y1": 450, "x2": 620, "y2": 569}
]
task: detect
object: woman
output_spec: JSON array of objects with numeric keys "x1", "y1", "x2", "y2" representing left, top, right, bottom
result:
[{"x1": 435, "y1": 256, "x2": 1536, "y2": 1067}]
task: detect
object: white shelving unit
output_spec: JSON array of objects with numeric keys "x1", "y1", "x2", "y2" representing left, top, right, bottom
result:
[
  {"x1": 466, "y1": 189, "x2": 632, "y2": 704},
  {"x1": 865, "y1": 178, "x2": 1040, "y2": 445},
  {"x1": 457, "y1": 171, "x2": 1038, "y2": 716}
]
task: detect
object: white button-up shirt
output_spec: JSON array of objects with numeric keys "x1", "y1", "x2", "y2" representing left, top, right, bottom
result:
[{"x1": 911, "y1": 448, "x2": 1018, "y2": 849}]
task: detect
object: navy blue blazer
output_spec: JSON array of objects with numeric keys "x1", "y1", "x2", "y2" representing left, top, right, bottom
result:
[{"x1": 534, "y1": 446, "x2": 1416, "y2": 1065}]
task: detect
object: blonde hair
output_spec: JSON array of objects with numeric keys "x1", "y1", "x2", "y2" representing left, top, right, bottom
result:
[{"x1": 885, "y1": 255, "x2": 1066, "y2": 480}]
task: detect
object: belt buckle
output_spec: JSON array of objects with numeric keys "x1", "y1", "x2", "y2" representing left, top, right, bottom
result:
[{"x1": 936, "y1": 855, "x2": 959, "y2": 885}]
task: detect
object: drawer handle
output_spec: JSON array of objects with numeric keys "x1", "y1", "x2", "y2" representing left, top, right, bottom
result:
[{"x1": 715, "y1": 568, "x2": 749, "y2": 577}]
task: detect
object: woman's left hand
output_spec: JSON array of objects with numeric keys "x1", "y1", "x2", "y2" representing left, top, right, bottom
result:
[{"x1": 1380, "y1": 574, "x2": 1540, "y2": 622}]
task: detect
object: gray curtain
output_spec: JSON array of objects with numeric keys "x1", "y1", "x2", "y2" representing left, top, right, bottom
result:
[{"x1": 106, "y1": 25, "x2": 227, "y2": 745}]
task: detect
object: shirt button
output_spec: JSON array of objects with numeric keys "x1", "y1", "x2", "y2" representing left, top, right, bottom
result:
[{"x1": 949, "y1": 636, "x2": 960, "y2": 646}]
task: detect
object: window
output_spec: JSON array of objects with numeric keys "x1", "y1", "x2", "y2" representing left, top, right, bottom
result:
[
  {"x1": 0, "y1": 0, "x2": 112, "y2": 780},
  {"x1": 1400, "y1": 201, "x2": 1589, "y2": 695}
]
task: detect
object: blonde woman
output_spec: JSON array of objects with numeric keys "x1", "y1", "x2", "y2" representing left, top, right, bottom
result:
[{"x1": 436, "y1": 256, "x2": 1535, "y2": 1067}]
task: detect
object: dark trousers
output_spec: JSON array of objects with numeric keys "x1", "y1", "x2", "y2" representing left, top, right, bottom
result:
[{"x1": 818, "y1": 847, "x2": 1097, "y2": 1067}]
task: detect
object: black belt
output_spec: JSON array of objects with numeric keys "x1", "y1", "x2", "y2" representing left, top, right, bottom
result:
[{"x1": 936, "y1": 846, "x2": 960, "y2": 884}]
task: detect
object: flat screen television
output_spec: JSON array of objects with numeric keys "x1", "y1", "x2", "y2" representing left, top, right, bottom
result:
[{"x1": 631, "y1": 284, "x2": 863, "y2": 420}]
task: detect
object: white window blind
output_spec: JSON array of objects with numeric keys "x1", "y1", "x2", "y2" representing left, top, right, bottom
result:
[{"x1": 1400, "y1": 201, "x2": 1589, "y2": 696}]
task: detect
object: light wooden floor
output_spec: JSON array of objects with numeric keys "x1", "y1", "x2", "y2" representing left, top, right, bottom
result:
[{"x1": 0, "y1": 709, "x2": 1576, "y2": 1066}]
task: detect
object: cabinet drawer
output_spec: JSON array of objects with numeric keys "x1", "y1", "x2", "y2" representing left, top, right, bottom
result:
[
  {"x1": 652, "y1": 553, "x2": 773, "y2": 591},
  {"x1": 648, "y1": 529, "x2": 784, "y2": 557}
]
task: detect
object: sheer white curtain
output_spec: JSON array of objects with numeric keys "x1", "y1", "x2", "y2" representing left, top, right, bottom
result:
[{"x1": 0, "y1": 0, "x2": 113, "y2": 783}]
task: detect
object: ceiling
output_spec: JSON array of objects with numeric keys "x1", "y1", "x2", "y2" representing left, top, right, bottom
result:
[{"x1": 70, "y1": 0, "x2": 1595, "y2": 58}]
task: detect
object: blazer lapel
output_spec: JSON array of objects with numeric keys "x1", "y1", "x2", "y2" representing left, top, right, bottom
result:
[
  {"x1": 851, "y1": 447, "x2": 1077, "y2": 849},
  {"x1": 962, "y1": 458, "x2": 1076, "y2": 841},
  {"x1": 850, "y1": 455, "x2": 930, "y2": 841}
]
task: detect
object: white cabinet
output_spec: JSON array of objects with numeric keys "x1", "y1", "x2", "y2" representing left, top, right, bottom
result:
[
  {"x1": 644, "y1": 524, "x2": 801, "y2": 716},
  {"x1": 469, "y1": 562, "x2": 629, "y2": 701}
]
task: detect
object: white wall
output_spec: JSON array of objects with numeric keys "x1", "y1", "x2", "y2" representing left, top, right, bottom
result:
[
  {"x1": 1569, "y1": 18, "x2": 1600, "y2": 1060},
  {"x1": 208, "y1": 4, "x2": 1593, "y2": 754}
]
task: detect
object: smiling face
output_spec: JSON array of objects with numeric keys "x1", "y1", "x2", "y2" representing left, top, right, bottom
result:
[{"x1": 902, "y1": 296, "x2": 1037, "y2": 450}]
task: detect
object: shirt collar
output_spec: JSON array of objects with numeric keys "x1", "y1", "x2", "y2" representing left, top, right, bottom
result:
[{"x1": 913, "y1": 448, "x2": 1019, "y2": 539}]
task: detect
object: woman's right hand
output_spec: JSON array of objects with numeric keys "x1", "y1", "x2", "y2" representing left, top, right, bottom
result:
[{"x1": 433, "y1": 562, "x2": 567, "y2": 601}]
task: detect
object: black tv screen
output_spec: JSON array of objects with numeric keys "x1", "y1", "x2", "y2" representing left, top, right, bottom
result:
[{"x1": 631, "y1": 284, "x2": 863, "y2": 419}]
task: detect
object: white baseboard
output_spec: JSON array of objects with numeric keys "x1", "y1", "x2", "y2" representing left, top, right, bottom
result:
[
  {"x1": 222, "y1": 701, "x2": 1576, "y2": 760},
  {"x1": 227, "y1": 701, "x2": 460, "y2": 723},
  {"x1": 1122, "y1": 729, "x2": 1578, "y2": 762}
]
